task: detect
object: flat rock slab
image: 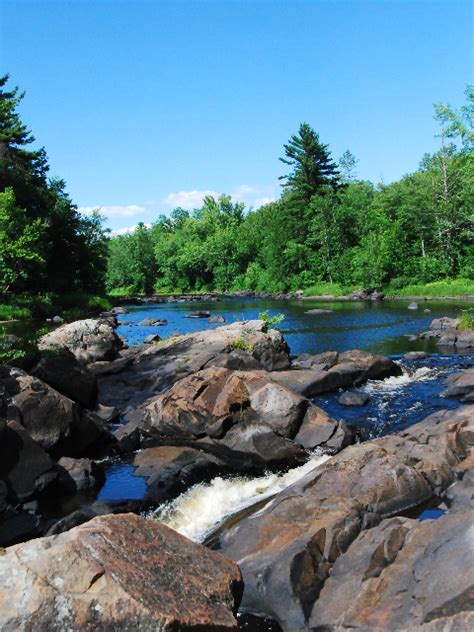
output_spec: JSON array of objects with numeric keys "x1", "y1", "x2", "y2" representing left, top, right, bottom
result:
[
  {"x1": 215, "y1": 405, "x2": 474, "y2": 630},
  {"x1": 94, "y1": 320, "x2": 291, "y2": 415},
  {"x1": 272, "y1": 349, "x2": 401, "y2": 397},
  {"x1": 0, "y1": 513, "x2": 243, "y2": 631}
]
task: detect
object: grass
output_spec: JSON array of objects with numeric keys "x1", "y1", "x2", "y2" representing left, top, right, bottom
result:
[
  {"x1": 459, "y1": 309, "x2": 474, "y2": 330},
  {"x1": 384, "y1": 278, "x2": 474, "y2": 297},
  {"x1": 0, "y1": 304, "x2": 32, "y2": 321}
]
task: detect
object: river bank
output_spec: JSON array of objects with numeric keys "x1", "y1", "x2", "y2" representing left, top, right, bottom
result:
[{"x1": 0, "y1": 302, "x2": 473, "y2": 630}]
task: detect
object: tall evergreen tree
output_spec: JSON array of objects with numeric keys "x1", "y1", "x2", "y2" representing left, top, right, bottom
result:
[{"x1": 279, "y1": 122, "x2": 341, "y2": 200}]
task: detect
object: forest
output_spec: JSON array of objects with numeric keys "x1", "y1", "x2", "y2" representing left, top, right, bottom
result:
[{"x1": 1, "y1": 74, "x2": 473, "y2": 308}]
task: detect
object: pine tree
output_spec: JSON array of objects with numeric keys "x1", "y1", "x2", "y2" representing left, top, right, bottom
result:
[{"x1": 279, "y1": 122, "x2": 341, "y2": 200}]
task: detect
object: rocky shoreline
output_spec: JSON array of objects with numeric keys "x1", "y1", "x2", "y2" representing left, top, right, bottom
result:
[{"x1": 1, "y1": 314, "x2": 473, "y2": 630}]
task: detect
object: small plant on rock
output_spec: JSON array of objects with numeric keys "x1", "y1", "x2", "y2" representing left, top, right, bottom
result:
[
  {"x1": 232, "y1": 337, "x2": 252, "y2": 351},
  {"x1": 258, "y1": 310, "x2": 285, "y2": 327}
]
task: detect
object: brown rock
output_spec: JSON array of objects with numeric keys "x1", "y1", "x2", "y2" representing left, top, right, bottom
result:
[
  {"x1": 30, "y1": 348, "x2": 98, "y2": 409},
  {"x1": 0, "y1": 513, "x2": 243, "y2": 631},
  {"x1": 1, "y1": 366, "x2": 109, "y2": 457},
  {"x1": 272, "y1": 349, "x2": 401, "y2": 397},
  {"x1": 215, "y1": 405, "x2": 474, "y2": 630},
  {"x1": 95, "y1": 320, "x2": 290, "y2": 415},
  {"x1": 310, "y1": 509, "x2": 474, "y2": 630},
  {"x1": 442, "y1": 368, "x2": 474, "y2": 402},
  {"x1": 143, "y1": 367, "x2": 350, "y2": 470}
]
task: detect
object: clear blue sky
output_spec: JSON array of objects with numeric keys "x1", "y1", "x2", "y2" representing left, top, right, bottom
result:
[{"x1": 1, "y1": 0, "x2": 472, "y2": 232}]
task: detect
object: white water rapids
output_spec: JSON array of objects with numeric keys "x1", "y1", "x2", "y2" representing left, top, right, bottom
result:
[{"x1": 147, "y1": 451, "x2": 331, "y2": 542}]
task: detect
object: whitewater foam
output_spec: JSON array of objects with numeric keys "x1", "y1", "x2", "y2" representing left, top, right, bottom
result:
[
  {"x1": 147, "y1": 451, "x2": 331, "y2": 542},
  {"x1": 364, "y1": 365, "x2": 436, "y2": 391}
]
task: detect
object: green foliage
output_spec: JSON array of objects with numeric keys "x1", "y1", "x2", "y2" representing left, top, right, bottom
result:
[
  {"x1": 0, "y1": 303, "x2": 32, "y2": 320},
  {"x1": 0, "y1": 187, "x2": 46, "y2": 293},
  {"x1": 258, "y1": 310, "x2": 285, "y2": 326},
  {"x1": 279, "y1": 122, "x2": 341, "y2": 199},
  {"x1": 459, "y1": 308, "x2": 474, "y2": 330},
  {"x1": 0, "y1": 74, "x2": 108, "y2": 296},
  {"x1": 231, "y1": 337, "x2": 252, "y2": 351},
  {"x1": 385, "y1": 278, "x2": 474, "y2": 297}
]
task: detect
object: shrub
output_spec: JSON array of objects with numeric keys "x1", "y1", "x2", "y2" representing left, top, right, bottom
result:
[{"x1": 258, "y1": 310, "x2": 285, "y2": 326}]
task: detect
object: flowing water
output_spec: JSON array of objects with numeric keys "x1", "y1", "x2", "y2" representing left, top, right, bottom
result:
[
  {"x1": 96, "y1": 297, "x2": 472, "y2": 518},
  {"x1": 146, "y1": 451, "x2": 332, "y2": 542},
  {"x1": 6, "y1": 296, "x2": 471, "y2": 629}
]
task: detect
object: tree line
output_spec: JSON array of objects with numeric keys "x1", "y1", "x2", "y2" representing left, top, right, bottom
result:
[
  {"x1": 107, "y1": 87, "x2": 472, "y2": 294},
  {"x1": 1, "y1": 74, "x2": 472, "y2": 300}
]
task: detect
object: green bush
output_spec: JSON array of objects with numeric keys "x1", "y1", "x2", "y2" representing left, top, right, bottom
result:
[
  {"x1": 0, "y1": 304, "x2": 32, "y2": 321},
  {"x1": 258, "y1": 310, "x2": 285, "y2": 326},
  {"x1": 459, "y1": 309, "x2": 474, "y2": 330}
]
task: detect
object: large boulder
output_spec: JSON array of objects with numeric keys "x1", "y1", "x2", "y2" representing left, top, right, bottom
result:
[
  {"x1": 0, "y1": 366, "x2": 109, "y2": 458},
  {"x1": 441, "y1": 368, "x2": 474, "y2": 402},
  {"x1": 0, "y1": 419, "x2": 57, "y2": 547},
  {"x1": 39, "y1": 317, "x2": 123, "y2": 363},
  {"x1": 30, "y1": 348, "x2": 98, "y2": 409},
  {"x1": 310, "y1": 508, "x2": 474, "y2": 630},
  {"x1": 95, "y1": 320, "x2": 291, "y2": 418},
  {"x1": 143, "y1": 367, "x2": 351, "y2": 470},
  {"x1": 0, "y1": 513, "x2": 243, "y2": 631},
  {"x1": 272, "y1": 349, "x2": 402, "y2": 397},
  {"x1": 213, "y1": 405, "x2": 473, "y2": 630},
  {"x1": 0, "y1": 419, "x2": 57, "y2": 504}
]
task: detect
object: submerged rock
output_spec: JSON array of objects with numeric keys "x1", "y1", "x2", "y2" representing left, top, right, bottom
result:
[
  {"x1": 338, "y1": 391, "x2": 370, "y2": 406},
  {"x1": 138, "y1": 317, "x2": 167, "y2": 326},
  {"x1": 39, "y1": 317, "x2": 123, "y2": 363},
  {"x1": 304, "y1": 308, "x2": 333, "y2": 314},
  {"x1": 209, "y1": 314, "x2": 226, "y2": 323},
  {"x1": 408, "y1": 301, "x2": 419, "y2": 310},
  {"x1": 0, "y1": 513, "x2": 243, "y2": 631},
  {"x1": 185, "y1": 310, "x2": 211, "y2": 318}
]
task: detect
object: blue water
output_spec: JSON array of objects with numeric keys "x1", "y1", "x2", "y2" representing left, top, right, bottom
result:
[
  {"x1": 314, "y1": 353, "x2": 473, "y2": 440},
  {"x1": 97, "y1": 461, "x2": 147, "y2": 501},
  {"x1": 116, "y1": 297, "x2": 470, "y2": 356},
  {"x1": 100, "y1": 297, "x2": 472, "y2": 502}
]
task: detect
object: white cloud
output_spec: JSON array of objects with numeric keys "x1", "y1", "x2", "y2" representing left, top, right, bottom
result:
[
  {"x1": 79, "y1": 204, "x2": 146, "y2": 218},
  {"x1": 253, "y1": 196, "x2": 276, "y2": 207},
  {"x1": 161, "y1": 185, "x2": 276, "y2": 211},
  {"x1": 110, "y1": 222, "x2": 152, "y2": 236},
  {"x1": 162, "y1": 190, "x2": 219, "y2": 210}
]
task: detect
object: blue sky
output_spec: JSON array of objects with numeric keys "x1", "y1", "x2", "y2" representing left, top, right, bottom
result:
[{"x1": 1, "y1": 0, "x2": 472, "y2": 232}]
